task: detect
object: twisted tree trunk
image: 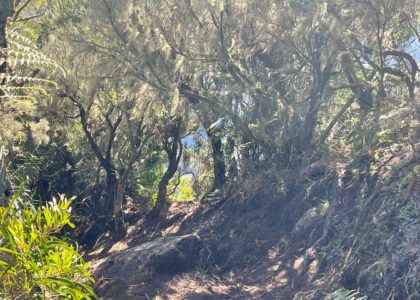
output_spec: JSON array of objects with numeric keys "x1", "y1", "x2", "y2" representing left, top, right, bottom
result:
[
  {"x1": 0, "y1": 1, "x2": 14, "y2": 204},
  {"x1": 148, "y1": 128, "x2": 183, "y2": 221},
  {"x1": 0, "y1": 1, "x2": 13, "y2": 50},
  {"x1": 0, "y1": 147, "x2": 11, "y2": 205},
  {"x1": 209, "y1": 134, "x2": 226, "y2": 191}
]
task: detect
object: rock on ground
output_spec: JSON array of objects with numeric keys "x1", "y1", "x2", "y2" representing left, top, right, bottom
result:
[{"x1": 94, "y1": 234, "x2": 204, "y2": 299}]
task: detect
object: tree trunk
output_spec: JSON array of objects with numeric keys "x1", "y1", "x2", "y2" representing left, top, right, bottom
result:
[
  {"x1": 0, "y1": 147, "x2": 11, "y2": 205},
  {"x1": 300, "y1": 90, "x2": 326, "y2": 153},
  {"x1": 0, "y1": 1, "x2": 14, "y2": 205},
  {"x1": 299, "y1": 60, "x2": 334, "y2": 152},
  {"x1": 76, "y1": 103, "x2": 126, "y2": 238},
  {"x1": 147, "y1": 172, "x2": 170, "y2": 222},
  {"x1": 1, "y1": 1, "x2": 13, "y2": 97},
  {"x1": 300, "y1": 112, "x2": 317, "y2": 152},
  {"x1": 318, "y1": 97, "x2": 355, "y2": 144},
  {"x1": 113, "y1": 182, "x2": 126, "y2": 240},
  {"x1": 0, "y1": 0, "x2": 13, "y2": 49},
  {"x1": 105, "y1": 170, "x2": 118, "y2": 218},
  {"x1": 149, "y1": 136, "x2": 182, "y2": 220},
  {"x1": 154, "y1": 172, "x2": 170, "y2": 213},
  {"x1": 210, "y1": 134, "x2": 226, "y2": 190}
]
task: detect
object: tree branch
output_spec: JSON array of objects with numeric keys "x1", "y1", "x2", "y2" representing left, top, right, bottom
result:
[
  {"x1": 318, "y1": 97, "x2": 355, "y2": 144},
  {"x1": 12, "y1": 0, "x2": 33, "y2": 21},
  {"x1": 383, "y1": 50, "x2": 418, "y2": 80},
  {"x1": 105, "y1": 113, "x2": 122, "y2": 163}
]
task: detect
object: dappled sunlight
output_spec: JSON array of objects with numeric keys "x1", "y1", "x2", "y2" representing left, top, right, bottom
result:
[
  {"x1": 266, "y1": 263, "x2": 281, "y2": 272},
  {"x1": 162, "y1": 223, "x2": 182, "y2": 235},
  {"x1": 307, "y1": 260, "x2": 320, "y2": 282},
  {"x1": 1, "y1": 0, "x2": 418, "y2": 298},
  {"x1": 163, "y1": 273, "x2": 232, "y2": 299},
  {"x1": 242, "y1": 284, "x2": 264, "y2": 295},
  {"x1": 88, "y1": 246, "x2": 106, "y2": 257},
  {"x1": 87, "y1": 257, "x2": 108, "y2": 275},
  {"x1": 274, "y1": 270, "x2": 289, "y2": 286},
  {"x1": 294, "y1": 256, "x2": 305, "y2": 271},
  {"x1": 108, "y1": 240, "x2": 130, "y2": 253}
]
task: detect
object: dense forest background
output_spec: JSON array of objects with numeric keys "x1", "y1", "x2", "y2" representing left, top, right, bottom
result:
[{"x1": 0, "y1": 0, "x2": 419, "y2": 299}]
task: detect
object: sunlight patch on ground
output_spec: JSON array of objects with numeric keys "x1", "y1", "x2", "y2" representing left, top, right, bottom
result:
[
  {"x1": 163, "y1": 273, "x2": 231, "y2": 299},
  {"x1": 293, "y1": 256, "x2": 304, "y2": 270},
  {"x1": 162, "y1": 224, "x2": 181, "y2": 235},
  {"x1": 243, "y1": 284, "x2": 264, "y2": 294},
  {"x1": 267, "y1": 263, "x2": 281, "y2": 272},
  {"x1": 88, "y1": 246, "x2": 105, "y2": 256},
  {"x1": 88, "y1": 257, "x2": 108, "y2": 273},
  {"x1": 274, "y1": 270, "x2": 289, "y2": 286},
  {"x1": 109, "y1": 240, "x2": 130, "y2": 253},
  {"x1": 126, "y1": 225, "x2": 137, "y2": 235},
  {"x1": 307, "y1": 259, "x2": 320, "y2": 281}
]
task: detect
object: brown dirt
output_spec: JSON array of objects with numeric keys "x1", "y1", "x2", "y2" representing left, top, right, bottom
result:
[
  {"x1": 88, "y1": 145, "x2": 420, "y2": 299},
  {"x1": 88, "y1": 168, "x2": 327, "y2": 299}
]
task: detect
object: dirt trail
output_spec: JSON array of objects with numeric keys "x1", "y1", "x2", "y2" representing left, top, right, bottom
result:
[
  {"x1": 89, "y1": 150, "x2": 420, "y2": 299},
  {"x1": 89, "y1": 197, "x2": 325, "y2": 299}
]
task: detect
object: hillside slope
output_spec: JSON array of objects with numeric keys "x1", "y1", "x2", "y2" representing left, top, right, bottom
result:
[{"x1": 90, "y1": 144, "x2": 420, "y2": 299}]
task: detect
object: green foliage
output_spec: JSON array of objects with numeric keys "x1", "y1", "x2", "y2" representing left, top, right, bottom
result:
[
  {"x1": 0, "y1": 194, "x2": 96, "y2": 299},
  {"x1": 9, "y1": 151, "x2": 44, "y2": 189},
  {"x1": 178, "y1": 177, "x2": 195, "y2": 202},
  {"x1": 170, "y1": 176, "x2": 195, "y2": 202},
  {"x1": 1, "y1": 26, "x2": 61, "y2": 100},
  {"x1": 276, "y1": 237, "x2": 290, "y2": 252},
  {"x1": 135, "y1": 163, "x2": 165, "y2": 202},
  {"x1": 8, "y1": 144, "x2": 77, "y2": 202},
  {"x1": 0, "y1": 0, "x2": 416, "y2": 297},
  {"x1": 319, "y1": 199, "x2": 330, "y2": 215},
  {"x1": 376, "y1": 129, "x2": 393, "y2": 145},
  {"x1": 0, "y1": 24, "x2": 58, "y2": 148},
  {"x1": 397, "y1": 199, "x2": 418, "y2": 228},
  {"x1": 347, "y1": 117, "x2": 372, "y2": 151}
]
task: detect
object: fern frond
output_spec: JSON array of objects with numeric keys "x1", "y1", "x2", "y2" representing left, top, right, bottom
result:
[
  {"x1": 0, "y1": 56, "x2": 59, "y2": 69},
  {"x1": 3, "y1": 31, "x2": 65, "y2": 75},
  {"x1": 0, "y1": 95, "x2": 37, "y2": 103},
  {"x1": 0, "y1": 27, "x2": 63, "y2": 108},
  {"x1": 2, "y1": 86, "x2": 48, "y2": 95},
  {"x1": 1, "y1": 45, "x2": 58, "y2": 66},
  {"x1": 3, "y1": 49, "x2": 51, "y2": 62},
  {"x1": 5, "y1": 40, "x2": 32, "y2": 52},
  {"x1": 6, "y1": 31, "x2": 39, "y2": 50},
  {"x1": 0, "y1": 76, "x2": 57, "y2": 87}
]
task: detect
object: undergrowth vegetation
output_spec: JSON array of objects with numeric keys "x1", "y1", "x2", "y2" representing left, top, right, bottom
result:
[
  {"x1": 0, "y1": 0, "x2": 419, "y2": 298},
  {"x1": 0, "y1": 194, "x2": 96, "y2": 299}
]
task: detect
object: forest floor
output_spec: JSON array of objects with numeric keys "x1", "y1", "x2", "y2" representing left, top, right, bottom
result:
[
  {"x1": 87, "y1": 144, "x2": 420, "y2": 299},
  {"x1": 88, "y1": 202, "x2": 317, "y2": 299},
  {"x1": 87, "y1": 187, "x2": 336, "y2": 299}
]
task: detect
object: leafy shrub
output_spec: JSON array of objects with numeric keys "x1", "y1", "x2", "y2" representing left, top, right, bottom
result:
[
  {"x1": 170, "y1": 176, "x2": 195, "y2": 202},
  {"x1": 135, "y1": 163, "x2": 166, "y2": 204},
  {"x1": 0, "y1": 194, "x2": 96, "y2": 299}
]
